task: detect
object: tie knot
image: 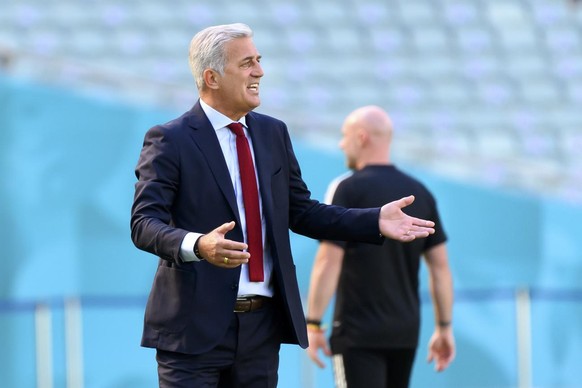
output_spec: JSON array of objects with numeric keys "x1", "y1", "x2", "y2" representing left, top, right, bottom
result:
[{"x1": 227, "y1": 122, "x2": 245, "y2": 137}]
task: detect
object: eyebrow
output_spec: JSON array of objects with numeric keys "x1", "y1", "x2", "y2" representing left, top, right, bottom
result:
[{"x1": 241, "y1": 55, "x2": 262, "y2": 63}]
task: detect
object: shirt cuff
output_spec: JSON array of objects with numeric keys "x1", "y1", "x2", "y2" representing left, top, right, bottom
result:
[{"x1": 180, "y1": 232, "x2": 203, "y2": 262}]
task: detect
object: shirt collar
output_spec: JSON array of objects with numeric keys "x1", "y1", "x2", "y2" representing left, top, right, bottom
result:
[{"x1": 199, "y1": 99, "x2": 247, "y2": 131}]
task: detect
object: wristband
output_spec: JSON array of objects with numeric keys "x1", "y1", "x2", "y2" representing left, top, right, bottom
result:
[
  {"x1": 438, "y1": 320, "x2": 451, "y2": 327},
  {"x1": 306, "y1": 318, "x2": 321, "y2": 327},
  {"x1": 307, "y1": 323, "x2": 325, "y2": 332},
  {"x1": 193, "y1": 236, "x2": 204, "y2": 260},
  {"x1": 306, "y1": 318, "x2": 326, "y2": 332}
]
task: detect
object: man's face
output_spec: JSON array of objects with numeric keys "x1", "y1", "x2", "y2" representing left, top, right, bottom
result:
[
  {"x1": 215, "y1": 37, "x2": 263, "y2": 120},
  {"x1": 339, "y1": 122, "x2": 360, "y2": 170}
]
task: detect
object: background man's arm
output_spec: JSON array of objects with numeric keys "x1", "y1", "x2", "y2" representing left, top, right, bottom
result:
[
  {"x1": 305, "y1": 241, "x2": 344, "y2": 368},
  {"x1": 424, "y1": 243, "x2": 456, "y2": 371}
]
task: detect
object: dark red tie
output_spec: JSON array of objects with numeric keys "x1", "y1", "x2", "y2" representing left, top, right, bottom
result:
[{"x1": 227, "y1": 122, "x2": 264, "y2": 282}]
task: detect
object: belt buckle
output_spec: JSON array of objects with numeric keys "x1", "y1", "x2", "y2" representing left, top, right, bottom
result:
[{"x1": 234, "y1": 297, "x2": 251, "y2": 313}]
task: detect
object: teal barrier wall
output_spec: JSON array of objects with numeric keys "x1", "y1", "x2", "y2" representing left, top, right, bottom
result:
[{"x1": 1, "y1": 76, "x2": 581, "y2": 387}]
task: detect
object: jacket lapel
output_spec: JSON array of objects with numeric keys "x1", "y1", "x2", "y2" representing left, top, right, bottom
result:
[{"x1": 187, "y1": 102, "x2": 240, "y2": 225}]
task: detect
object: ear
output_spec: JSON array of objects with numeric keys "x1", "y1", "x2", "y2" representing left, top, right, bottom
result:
[
  {"x1": 203, "y1": 69, "x2": 220, "y2": 90},
  {"x1": 357, "y1": 128, "x2": 368, "y2": 146}
]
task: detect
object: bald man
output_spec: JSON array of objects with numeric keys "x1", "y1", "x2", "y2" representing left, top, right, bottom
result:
[{"x1": 305, "y1": 106, "x2": 455, "y2": 388}]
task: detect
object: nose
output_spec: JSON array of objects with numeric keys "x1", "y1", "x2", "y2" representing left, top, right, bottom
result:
[{"x1": 253, "y1": 60, "x2": 264, "y2": 78}]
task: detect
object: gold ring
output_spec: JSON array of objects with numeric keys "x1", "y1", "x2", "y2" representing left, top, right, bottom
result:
[{"x1": 224, "y1": 257, "x2": 229, "y2": 264}]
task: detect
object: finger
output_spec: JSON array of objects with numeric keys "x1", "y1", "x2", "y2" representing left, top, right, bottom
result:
[
  {"x1": 409, "y1": 224, "x2": 435, "y2": 233},
  {"x1": 220, "y1": 239, "x2": 251, "y2": 263},
  {"x1": 436, "y1": 359, "x2": 448, "y2": 372},
  {"x1": 411, "y1": 216, "x2": 435, "y2": 228},
  {"x1": 308, "y1": 353, "x2": 325, "y2": 368},
  {"x1": 411, "y1": 226, "x2": 435, "y2": 236},
  {"x1": 427, "y1": 351, "x2": 434, "y2": 364},
  {"x1": 215, "y1": 221, "x2": 236, "y2": 235},
  {"x1": 396, "y1": 195, "x2": 415, "y2": 209},
  {"x1": 323, "y1": 344, "x2": 332, "y2": 357},
  {"x1": 408, "y1": 229, "x2": 432, "y2": 238},
  {"x1": 217, "y1": 258, "x2": 241, "y2": 269},
  {"x1": 434, "y1": 352, "x2": 453, "y2": 371},
  {"x1": 400, "y1": 233, "x2": 417, "y2": 243},
  {"x1": 221, "y1": 238, "x2": 248, "y2": 252},
  {"x1": 307, "y1": 349, "x2": 325, "y2": 368},
  {"x1": 307, "y1": 348, "x2": 316, "y2": 362},
  {"x1": 221, "y1": 254, "x2": 249, "y2": 266}
]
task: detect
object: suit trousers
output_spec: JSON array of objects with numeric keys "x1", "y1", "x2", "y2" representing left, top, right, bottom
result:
[{"x1": 156, "y1": 302, "x2": 282, "y2": 388}]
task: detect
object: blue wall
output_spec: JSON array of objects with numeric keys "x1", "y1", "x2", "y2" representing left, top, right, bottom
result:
[{"x1": 1, "y1": 76, "x2": 581, "y2": 387}]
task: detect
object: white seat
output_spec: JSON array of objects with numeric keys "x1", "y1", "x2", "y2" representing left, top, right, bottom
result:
[
  {"x1": 283, "y1": 27, "x2": 322, "y2": 55},
  {"x1": 454, "y1": 25, "x2": 499, "y2": 54},
  {"x1": 543, "y1": 27, "x2": 582, "y2": 54},
  {"x1": 441, "y1": 0, "x2": 483, "y2": 26},
  {"x1": 551, "y1": 55, "x2": 582, "y2": 80},
  {"x1": 308, "y1": 1, "x2": 351, "y2": 25},
  {"x1": 486, "y1": 1, "x2": 528, "y2": 27},
  {"x1": 429, "y1": 76, "x2": 475, "y2": 107},
  {"x1": 411, "y1": 25, "x2": 453, "y2": 54},
  {"x1": 413, "y1": 54, "x2": 457, "y2": 80},
  {"x1": 180, "y1": 3, "x2": 217, "y2": 26},
  {"x1": 353, "y1": 1, "x2": 390, "y2": 25},
  {"x1": 267, "y1": 3, "x2": 303, "y2": 26},
  {"x1": 530, "y1": 0, "x2": 570, "y2": 26},
  {"x1": 505, "y1": 52, "x2": 549, "y2": 79},
  {"x1": 323, "y1": 26, "x2": 365, "y2": 54},
  {"x1": 397, "y1": 0, "x2": 438, "y2": 24},
  {"x1": 517, "y1": 77, "x2": 563, "y2": 105},
  {"x1": 384, "y1": 77, "x2": 429, "y2": 107},
  {"x1": 368, "y1": 26, "x2": 408, "y2": 54},
  {"x1": 474, "y1": 126, "x2": 520, "y2": 160},
  {"x1": 565, "y1": 78, "x2": 582, "y2": 104},
  {"x1": 459, "y1": 53, "x2": 503, "y2": 80},
  {"x1": 474, "y1": 76, "x2": 517, "y2": 106},
  {"x1": 495, "y1": 26, "x2": 541, "y2": 53},
  {"x1": 518, "y1": 128, "x2": 559, "y2": 159},
  {"x1": 432, "y1": 126, "x2": 474, "y2": 159}
]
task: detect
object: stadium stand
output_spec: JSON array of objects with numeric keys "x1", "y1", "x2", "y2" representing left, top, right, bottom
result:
[{"x1": 0, "y1": 0, "x2": 581, "y2": 203}]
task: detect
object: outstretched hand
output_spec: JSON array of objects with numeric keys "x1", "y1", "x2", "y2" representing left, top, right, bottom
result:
[
  {"x1": 197, "y1": 221, "x2": 250, "y2": 268},
  {"x1": 379, "y1": 195, "x2": 435, "y2": 242}
]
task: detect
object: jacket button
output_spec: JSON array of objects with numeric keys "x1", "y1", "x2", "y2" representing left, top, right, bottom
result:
[{"x1": 231, "y1": 283, "x2": 238, "y2": 290}]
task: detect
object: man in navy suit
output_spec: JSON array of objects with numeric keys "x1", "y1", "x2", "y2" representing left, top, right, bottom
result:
[{"x1": 131, "y1": 23, "x2": 436, "y2": 388}]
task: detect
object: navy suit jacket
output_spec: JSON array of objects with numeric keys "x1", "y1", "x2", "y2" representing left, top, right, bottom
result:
[{"x1": 131, "y1": 101, "x2": 383, "y2": 355}]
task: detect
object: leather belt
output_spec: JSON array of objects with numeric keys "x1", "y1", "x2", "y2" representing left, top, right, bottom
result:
[{"x1": 234, "y1": 295, "x2": 271, "y2": 313}]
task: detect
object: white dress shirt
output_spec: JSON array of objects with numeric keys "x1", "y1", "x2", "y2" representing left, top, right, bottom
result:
[{"x1": 179, "y1": 99, "x2": 273, "y2": 297}]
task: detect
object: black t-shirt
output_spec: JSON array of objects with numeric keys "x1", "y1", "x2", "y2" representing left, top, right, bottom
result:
[{"x1": 325, "y1": 165, "x2": 447, "y2": 352}]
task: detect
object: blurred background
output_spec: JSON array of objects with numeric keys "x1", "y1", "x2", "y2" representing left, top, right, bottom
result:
[{"x1": 1, "y1": 0, "x2": 581, "y2": 387}]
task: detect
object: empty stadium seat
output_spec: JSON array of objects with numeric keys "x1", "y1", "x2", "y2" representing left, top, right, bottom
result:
[{"x1": 0, "y1": 0, "x2": 580, "y2": 202}]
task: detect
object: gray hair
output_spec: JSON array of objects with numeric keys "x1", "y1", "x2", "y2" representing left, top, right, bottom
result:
[{"x1": 188, "y1": 23, "x2": 253, "y2": 90}]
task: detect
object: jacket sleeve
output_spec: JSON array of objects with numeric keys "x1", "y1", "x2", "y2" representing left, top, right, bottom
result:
[
  {"x1": 130, "y1": 124, "x2": 189, "y2": 262},
  {"x1": 281, "y1": 126, "x2": 383, "y2": 244}
]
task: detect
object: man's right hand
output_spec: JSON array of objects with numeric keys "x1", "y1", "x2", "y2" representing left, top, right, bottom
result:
[
  {"x1": 197, "y1": 221, "x2": 250, "y2": 268},
  {"x1": 307, "y1": 329, "x2": 332, "y2": 368}
]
